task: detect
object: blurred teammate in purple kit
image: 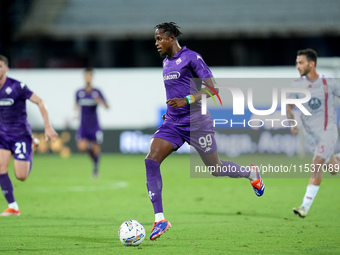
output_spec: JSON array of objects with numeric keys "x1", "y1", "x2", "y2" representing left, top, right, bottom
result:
[
  {"x1": 146, "y1": 22, "x2": 265, "y2": 240},
  {"x1": 75, "y1": 68, "x2": 109, "y2": 177},
  {"x1": 0, "y1": 55, "x2": 58, "y2": 216}
]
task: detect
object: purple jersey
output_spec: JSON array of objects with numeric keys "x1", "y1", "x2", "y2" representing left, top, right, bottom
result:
[
  {"x1": 0, "y1": 77, "x2": 33, "y2": 137},
  {"x1": 162, "y1": 46, "x2": 213, "y2": 129},
  {"x1": 76, "y1": 88, "x2": 106, "y2": 132}
]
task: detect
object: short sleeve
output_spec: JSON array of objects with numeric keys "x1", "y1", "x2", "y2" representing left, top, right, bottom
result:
[
  {"x1": 20, "y1": 82, "x2": 33, "y2": 100},
  {"x1": 332, "y1": 78, "x2": 340, "y2": 97},
  {"x1": 288, "y1": 81, "x2": 299, "y2": 99},
  {"x1": 188, "y1": 53, "x2": 213, "y2": 81},
  {"x1": 97, "y1": 89, "x2": 106, "y2": 103}
]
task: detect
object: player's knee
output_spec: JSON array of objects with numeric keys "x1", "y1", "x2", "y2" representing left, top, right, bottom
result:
[
  {"x1": 145, "y1": 153, "x2": 163, "y2": 163},
  {"x1": 15, "y1": 169, "x2": 29, "y2": 181},
  {"x1": 92, "y1": 144, "x2": 101, "y2": 154},
  {"x1": 328, "y1": 163, "x2": 339, "y2": 175},
  {"x1": 329, "y1": 171, "x2": 337, "y2": 175},
  {"x1": 0, "y1": 167, "x2": 8, "y2": 174},
  {"x1": 145, "y1": 147, "x2": 165, "y2": 163},
  {"x1": 145, "y1": 154, "x2": 160, "y2": 163},
  {"x1": 78, "y1": 143, "x2": 87, "y2": 152},
  {"x1": 15, "y1": 174, "x2": 28, "y2": 181}
]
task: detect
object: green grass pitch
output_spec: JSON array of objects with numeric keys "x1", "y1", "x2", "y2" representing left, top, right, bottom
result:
[{"x1": 0, "y1": 153, "x2": 339, "y2": 255}]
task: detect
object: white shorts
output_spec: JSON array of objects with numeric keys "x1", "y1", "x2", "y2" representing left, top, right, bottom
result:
[{"x1": 305, "y1": 128, "x2": 338, "y2": 164}]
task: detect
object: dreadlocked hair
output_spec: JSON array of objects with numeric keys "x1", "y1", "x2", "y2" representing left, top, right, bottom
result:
[{"x1": 155, "y1": 22, "x2": 183, "y2": 38}]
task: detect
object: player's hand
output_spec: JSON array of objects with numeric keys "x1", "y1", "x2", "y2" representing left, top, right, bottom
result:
[
  {"x1": 162, "y1": 113, "x2": 166, "y2": 123},
  {"x1": 290, "y1": 126, "x2": 299, "y2": 135},
  {"x1": 166, "y1": 98, "x2": 187, "y2": 109},
  {"x1": 45, "y1": 126, "x2": 59, "y2": 142},
  {"x1": 73, "y1": 110, "x2": 79, "y2": 120}
]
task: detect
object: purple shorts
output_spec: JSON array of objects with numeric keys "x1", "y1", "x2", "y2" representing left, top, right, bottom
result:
[
  {"x1": 153, "y1": 121, "x2": 217, "y2": 155},
  {"x1": 76, "y1": 128, "x2": 103, "y2": 144},
  {"x1": 0, "y1": 134, "x2": 33, "y2": 161}
]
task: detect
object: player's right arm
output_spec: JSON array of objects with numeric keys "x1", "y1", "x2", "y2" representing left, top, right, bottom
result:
[
  {"x1": 287, "y1": 104, "x2": 299, "y2": 135},
  {"x1": 74, "y1": 103, "x2": 80, "y2": 120}
]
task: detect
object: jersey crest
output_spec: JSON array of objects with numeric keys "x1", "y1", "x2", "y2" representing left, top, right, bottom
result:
[{"x1": 308, "y1": 97, "x2": 322, "y2": 110}]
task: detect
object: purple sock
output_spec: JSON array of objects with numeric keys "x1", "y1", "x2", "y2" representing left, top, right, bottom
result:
[
  {"x1": 218, "y1": 161, "x2": 250, "y2": 178},
  {"x1": 145, "y1": 159, "x2": 163, "y2": 214},
  {"x1": 29, "y1": 156, "x2": 33, "y2": 172},
  {"x1": 93, "y1": 154, "x2": 99, "y2": 173},
  {"x1": 87, "y1": 148, "x2": 95, "y2": 159},
  {"x1": 0, "y1": 173, "x2": 15, "y2": 203},
  {"x1": 87, "y1": 147, "x2": 99, "y2": 173}
]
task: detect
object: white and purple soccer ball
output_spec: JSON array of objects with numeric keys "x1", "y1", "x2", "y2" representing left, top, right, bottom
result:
[{"x1": 118, "y1": 220, "x2": 145, "y2": 246}]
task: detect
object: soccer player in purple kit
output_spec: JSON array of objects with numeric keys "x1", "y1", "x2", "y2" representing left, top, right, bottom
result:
[
  {"x1": 0, "y1": 55, "x2": 58, "y2": 216},
  {"x1": 75, "y1": 68, "x2": 109, "y2": 177},
  {"x1": 146, "y1": 22, "x2": 265, "y2": 240}
]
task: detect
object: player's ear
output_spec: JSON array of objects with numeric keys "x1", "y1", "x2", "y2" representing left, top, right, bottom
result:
[{"x1": 310, "y1": 61, "x2": 316, "y2": 68}]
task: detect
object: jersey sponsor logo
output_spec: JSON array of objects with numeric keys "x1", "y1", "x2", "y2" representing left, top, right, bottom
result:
[
  {"x1": 0, "y1": 98, "x2": 14, "y2": 106},
  {"x1": 5, "y1": 87, "x2": 12, "y2": 94},
  {"x1": 78, "y1": 98, "x2": 97, "y2": 106},
  {"x1": 308, "y1": 97, "x2": 321, "y2": 110},
  {"x1": 163, "y1": 71, "x2": 180, "y2": 81}
]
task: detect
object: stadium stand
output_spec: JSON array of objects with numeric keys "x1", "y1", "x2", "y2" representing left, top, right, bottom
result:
[{"x1": 16, "y1": 0, "x2": 340, "y2": 39}]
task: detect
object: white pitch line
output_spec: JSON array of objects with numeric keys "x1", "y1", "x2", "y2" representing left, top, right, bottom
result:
[{"x1": 33, "y1": 181, "x2": 128, "y2": 193}]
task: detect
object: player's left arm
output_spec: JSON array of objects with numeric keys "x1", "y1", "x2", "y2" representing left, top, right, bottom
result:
[
  {"x1": 29, "y1": 93, "x2": 58, "y2": 141},
  {"x1": 332, "y1": 78, "x2": 340, "y2": 98},
  {"x1": 192, "y1": 77, "x2": 218, "y2": 101},
  {"x1": 100, "y1": 99, "x2": 109, "y2": 109},
  {"x1": 167, "y1": 54, "x2": 217, "y2": 109},
  {"x1": 166, "y1": 77, "x2": 217, "y2": 109},
  {"x1": 95, "y1": 91, "x2": 109, "y2": 109}
]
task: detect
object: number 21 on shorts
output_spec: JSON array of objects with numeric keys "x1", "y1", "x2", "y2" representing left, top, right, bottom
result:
[{"x1": 15, "y1": 142, "x2": 27, "y2": 155}]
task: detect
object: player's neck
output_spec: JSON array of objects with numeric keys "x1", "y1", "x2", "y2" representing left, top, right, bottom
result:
[
  {"x1": 167, "y1": 43, "x2": 181, "y2": 60},
  {"x1": 85, "y1": 83, "x2": 93, "y2": 91},
  {"x1": 306, "y1": 70, "x2": 319, "y2": 82}
]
